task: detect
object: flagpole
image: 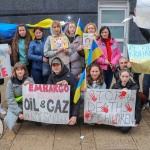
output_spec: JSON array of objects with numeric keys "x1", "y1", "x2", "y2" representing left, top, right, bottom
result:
[{"x1": 84, "y1": 68, "x2": 87, "y2": 88}]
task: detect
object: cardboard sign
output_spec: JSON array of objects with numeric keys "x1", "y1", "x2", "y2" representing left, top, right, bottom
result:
[
  {"x1": 83, "y1": 33, "x2": 94, "y2": 49},
  {"x1": 127, "y1": 43, "x2": 150, "y2": 74},
  {"x1": 0, "y1": 44, "x2": 12, "y2": 78},
  {"x1": 23, "y1": 84, "x2": 70, "y2": 124},
  {"x1": 84, "y1": 89, "x2": 136, "y2": 127}
]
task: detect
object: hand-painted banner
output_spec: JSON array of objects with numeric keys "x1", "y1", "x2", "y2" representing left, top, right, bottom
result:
[
  {"x1": 23, "y1": 84, "x2": 70, "y2": 124},
  {"x1": 84, "y1": 89, "x2": 136, "y2": 127},
  {"x1": 134, "y1": 0, "x2": 150, "y2": 29},
  {"x1": 0, "y1": 44, "x2": 12, "y2": 78},
  {"x1": 127, "y1": 43, "x2": 150, "y2": 74}
]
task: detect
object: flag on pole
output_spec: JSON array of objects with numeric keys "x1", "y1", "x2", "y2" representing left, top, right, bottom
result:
[
  {"x1": 86, "y1": 40, "x2": 103, "y2": 67},
  {"x1": 73, "y1": 69, "x2": 86, "y2": 104},
  {"x1": 75, "y1": 18, "x2": 84, "y2": 37}
]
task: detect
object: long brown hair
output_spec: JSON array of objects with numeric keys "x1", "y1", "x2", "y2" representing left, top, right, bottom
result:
[
  {"x1": 12, "y1": 62, "x2": 28, "y2": 78},
  {"x1": 87, "y1": 62, "x2": 104, "y2": 86},
  {"x1": 12, "y1": 24, "x2": 31, "y2": 64}
]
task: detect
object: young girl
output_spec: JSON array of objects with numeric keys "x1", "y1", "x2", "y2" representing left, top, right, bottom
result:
[
  {"x1": 112, "y1": 68, "x2": 141, "y2": 133},
  {"x1": 96, "y1": 26, "x2": 121, "y2": 89},
  {"x1": 81, "y1": 62, "x2": 106, "y2": 92},
  {"x1": 65, "y1": 22, "x2": 84, "y2": 76},
  {"x1": 4, "y1": 62, "x2": 34, "y2": 131},
  {"x1": 28, "y1": 27, "x2": 49, "y2": 84},
  {"x1": 12, "y1": 24, "x2": 31, "y2": 73},
  {"x1": 44, "y1": 20, "x2": 71, "y2": 69}
]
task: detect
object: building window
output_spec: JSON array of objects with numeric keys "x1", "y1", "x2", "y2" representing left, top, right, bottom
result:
[{"x1": 98, "y1": 0, "x2": 129, "y2": 56}]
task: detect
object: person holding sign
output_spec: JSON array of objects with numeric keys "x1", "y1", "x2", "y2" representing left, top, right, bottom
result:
[
  {"x1": 28, "y1": 27, "x2": 49, "y2": 84},
  {"x1": 65, "y1": 22, "x2": 84, "y2": 76},
  {"x1": 77, "y1": 22, "x2": 98, "y2": 58},
  {"x1": 96, "y1": 26, "x2": 121, "y2": 89},
  {"x1": 12, "y1": 24, "x2": 32, "y2": 74},
  {"x1": 112, "y1": 68, "x2": 141, "y2": 133},
  {"x1": 81, "y1": 62, "x2": 106, "y2": 92},
  {"x1": 47, "y1": 57, "x2": 80, "y2": 125},
  {"x1": 4, "y1": 62, "x2": 34, "y2": 131},
  {"x1": 44, "y1": 21, "x2": 71, "y2": 69}
]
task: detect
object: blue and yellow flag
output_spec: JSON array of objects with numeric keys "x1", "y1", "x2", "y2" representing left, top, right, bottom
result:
[
  {"x1": 0, "y1": 22, "x2": 17, "y2": 39},
  {"x1": 75, "y1": 18, "x2": 84, "y2": 37},
  {"x1": 86, "y1": 40, "x2": 103, "y2": 67},
  {"x1": 26, "y1": 18, "x2": 53, "y2": 39},
  {"x1": 73, "y1": 69, "x2": 86, "y2": 104}
]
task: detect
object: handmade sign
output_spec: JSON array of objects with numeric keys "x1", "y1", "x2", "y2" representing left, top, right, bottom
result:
[
  {"x1": 84, "y1": 89, "x2": 136, "y2": 126},
  {"x1": 83, "y1": 33, "x2": 94, "y2": 49},
  {"x1": 0, "y1": 44, "x2": 11, "y2": 78},
  {"x1": 23, "y1": 84, "x2": 70, "y2": 124},
  {"x1": 127, "y1": 43, "x2": 150, "y2": 74}
]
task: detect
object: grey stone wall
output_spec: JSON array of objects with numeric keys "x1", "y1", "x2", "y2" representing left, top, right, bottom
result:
[{"x1": 0, "y1": 0, "x2": 98, "y2": 27}]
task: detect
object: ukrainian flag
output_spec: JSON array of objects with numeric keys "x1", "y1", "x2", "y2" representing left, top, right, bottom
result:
[
  {"x1": 26, "y1": 18, "x2": 53, "y2": 39},
  {"x1": 86, "y1": 40, "x2": 103, "y2": 67},
  {"x1": 0, "y1": 22, "x2": 17, "y2": 39},
  {"x1": 73, "y1": 69, "x2": 86, "y2": 104},
  {"x1": 75, "y1": 18, "x2": 84, "y2": 37}
]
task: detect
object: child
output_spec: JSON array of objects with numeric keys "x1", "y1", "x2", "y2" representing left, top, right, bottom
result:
[{"x1": 112, "y1": 68, "x2": 141, "y2": 133}]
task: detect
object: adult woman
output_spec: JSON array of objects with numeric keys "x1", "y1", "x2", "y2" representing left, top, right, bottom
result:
[
  {"x1": 81, "y1": 62, "x2": 106, "y2": 92},
  {"x1": 28, "y1": 27, "x2": 49, "y2": 84},
  {"x1": 4, "y1": 62, "x2": 34, "y2": 130},
  {"x1": 65, "y1": 22, "x2": 84, "y2": 76},
  {"x1": 44, "y1": 20, "x2": 71, "y2": 69},
  {"x1": 77, "y1": 22, "x2": 98, "y2": 58},
  {"x1": 47, "y1": 57, "x2": 80, "y2": 125},
  {"x1": 12, "y1": 24, "x2": 31, "y2": 73},
  {"x1": 112, "y1": 68, "x2": 141, "y2": 133},
  {"x1": 96, "y1": 26, "x2": 121, "y2": 89}
]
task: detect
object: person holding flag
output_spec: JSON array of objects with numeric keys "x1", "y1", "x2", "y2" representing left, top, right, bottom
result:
[{"x1": 96, "y1": 26, "x2": 121, "y2": 89}]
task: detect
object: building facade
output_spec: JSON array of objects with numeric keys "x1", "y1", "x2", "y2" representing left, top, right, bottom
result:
[{"x1": 0, "y1": 0, "x2": 147, "y2": 55}]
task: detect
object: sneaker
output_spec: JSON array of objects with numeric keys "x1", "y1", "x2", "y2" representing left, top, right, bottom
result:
[
  {"x1": 0, "y1": 106, "x2": 6, "y2": 115},
  {"x1": 142, "y1": 101, "x2": 150, "y2": 110}
]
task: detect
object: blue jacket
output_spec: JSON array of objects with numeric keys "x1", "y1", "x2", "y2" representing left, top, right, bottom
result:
[{"x1": 28, "y1": 37, "x2": 47, "y2": 70}]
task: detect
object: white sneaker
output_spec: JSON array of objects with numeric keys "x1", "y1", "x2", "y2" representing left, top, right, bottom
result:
[{"x1": 0, "y1": 105, "x2": 6, "y2": 115}]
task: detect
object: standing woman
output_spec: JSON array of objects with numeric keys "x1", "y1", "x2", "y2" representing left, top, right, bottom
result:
[
  {"x1": 28, "y1": 27, "x2": 49, "y2": 84},
  {"x1": 4, "y1": 62, "x2": 34, "y2": 131},
  {"x1": 96, "y1": 26, "x2": 121, "y2": 89},
  {"x1": 12, "y1": 24, "x2": 31, "y2": 74},
  {"x1": 77, "y1": 22, "x2": 99, "y2": 58},
  {"x1": 112, "y1": 68, "x2": 141, "y2": 133},
  {"x1": 44, "y1": 20, "x2": 71, "y2": 69},
  {"x1": 65, "y1": 22, "x2": 84, "y2": 76}
]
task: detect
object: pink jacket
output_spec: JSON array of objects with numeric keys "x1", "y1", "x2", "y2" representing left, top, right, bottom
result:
[{"x1": 96, "y1": 38, "x2": 121, "y2": 72}]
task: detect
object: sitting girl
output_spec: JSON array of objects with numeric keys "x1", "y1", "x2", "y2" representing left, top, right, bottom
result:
[
  {"x1": 112, "y1": 68, "x2": 141, "y2": 133},
  {"x1": 81, "y1": 62, "x2": 106, "y2": 92},
  {"x1": 4, "y1": 62, "x2": 34, "y2": 131}
]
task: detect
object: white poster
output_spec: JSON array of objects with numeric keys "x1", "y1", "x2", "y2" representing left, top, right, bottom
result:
[
  {"x1": 0, "y1": 44, "x2": 12, "y2": 78},
  {"x1": 84, "y1": 89, "x2": 136, "y2": 127},
  {"x1": 23, "y1": 84, "x2": 70, "y2": 124},
  {"x1": 83, "y1": 33, "x2": 94, "y2": 49},
  {"x1": 134, "y1": 0, "x2": 150, "y2": 29}
]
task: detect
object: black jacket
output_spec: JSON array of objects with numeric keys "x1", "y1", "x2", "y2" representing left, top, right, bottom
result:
[
  {"x1": 47, "y1": 58, "x2": 80, "y2": 117},
  {"x1": 139, "y1": 27, "x2": 150, "y2": 43},
  {"x1": 112, "y1": 80, "x2": 141, "y2": 124}
]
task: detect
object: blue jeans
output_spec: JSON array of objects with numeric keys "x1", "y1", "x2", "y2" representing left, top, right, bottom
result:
[
  {"x1": 31, "y1": 68, "x2": 49, "y2": 84},
  {"x1": 103, "y1": 68, "x2": 113, "y2": 89},
  {"x1": 143, "y1": 74, "x2": 150, "y2": 99}
]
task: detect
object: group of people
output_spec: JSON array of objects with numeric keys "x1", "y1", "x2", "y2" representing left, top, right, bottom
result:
[{"x1": 0, "y1": 19, "x2": 147, "y2": 133}]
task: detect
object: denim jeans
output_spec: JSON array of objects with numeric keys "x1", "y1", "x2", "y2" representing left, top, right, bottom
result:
[
  {"x1": 103, "y1": 68, "x2": 113, "y2": 89},
  {"x1": 142, "y1": 74, "x2": 150, "y2": 99},
  {"x1": 31, "y1": 68, "x2": 49, "y2": 84}
]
